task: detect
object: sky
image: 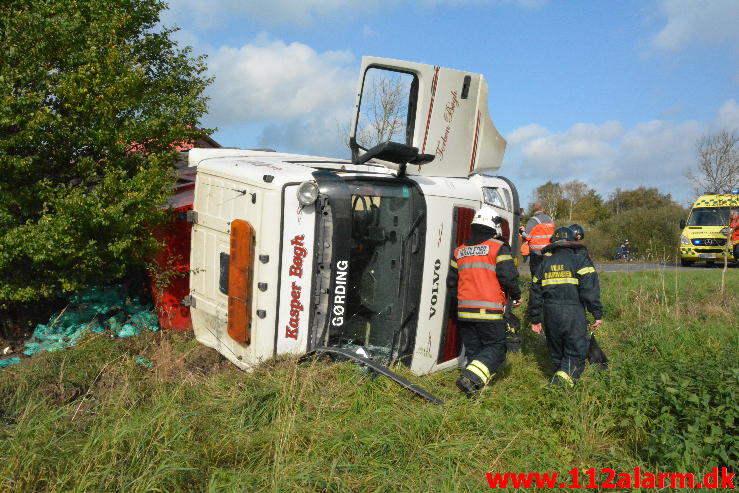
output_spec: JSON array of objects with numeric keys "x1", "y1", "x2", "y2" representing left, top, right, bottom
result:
[{"x1": 161, "y1": 0, "x2": 739, "y2": 205}]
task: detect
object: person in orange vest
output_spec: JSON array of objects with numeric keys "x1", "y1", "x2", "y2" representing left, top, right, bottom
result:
[
  {"x1": 519, "y1": 202, "x2": 554, "y2": 277},
  {"x1": 520, "y1": 232, "x2": 530, "y2": 264},
  {"x1": 448, "y1": 207, "x2": 522, "y2": 397},
  {"x1": 730, "y1": 210, "x2": 739, "y2": 262}
]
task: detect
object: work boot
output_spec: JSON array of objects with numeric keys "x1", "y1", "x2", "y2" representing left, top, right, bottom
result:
[
  {"x1": 456, "y1": 375, "x2": 481, "y2": 398},
  {"x1": 548, "y1": 370, "x2": 575, "y2": 388},
  {"x1": 506, "y1": 332, "x2": 522, "y2": 353}
]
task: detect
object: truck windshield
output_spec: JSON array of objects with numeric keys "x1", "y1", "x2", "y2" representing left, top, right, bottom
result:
[
  {"x1": 325, "y1": 179, "x2": 424, "y2": 363},
  {"x1": 687, "y1": 207, "x2": 731, "y2": 227}
]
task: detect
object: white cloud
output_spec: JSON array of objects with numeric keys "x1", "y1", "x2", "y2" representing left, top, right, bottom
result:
[
  {"x1": 258, "y1": 107, "x2": 354, "y2": 158},
  {"x1": 518, "y1": 121, "x2": 623, "y2": 172},
  {"x1": 652, "y1": 0, "x2": 739, "y2": 52},
  {"x1": 504, "y1": 101, "x2": 737, "y2": 202},
  {"x1": 205, "y1": 36, "x2": 357, "y2": 124},
  {"x1": 507, "y1": 123, "x2": 548, "y2": 146},
  {"x1": 714, "y1": 99, "x2": 739, "y2": 131}
]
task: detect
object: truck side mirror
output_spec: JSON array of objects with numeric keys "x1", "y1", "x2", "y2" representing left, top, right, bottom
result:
[
  {"x1": 356, "y1": 141, "x2": 434, "y2": 176},
  {"x1": 679, "y1": 219, "x2": 686, "y2": 229}
]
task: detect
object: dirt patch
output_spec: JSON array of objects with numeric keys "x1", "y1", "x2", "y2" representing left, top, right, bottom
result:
[
  {"x1": 148, "y1": 332, "x2": 237, "y2": 383},
  {"x1": 36, "y1": 382, "x2": 82, "y2": 405},
  {"x1": 184, "y1": 344, "x2": 231, "y2": 375}
]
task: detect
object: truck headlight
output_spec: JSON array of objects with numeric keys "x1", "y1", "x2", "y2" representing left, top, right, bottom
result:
[
  {"x1": 297, "y1": 181, "x2": 319, "y2": 206},
  {"x1": 680, "y1": 235, "x2": 690, "y2": 245},
  {"x1": 720, "y1": 227, "x2": 730, "y2": 236}
]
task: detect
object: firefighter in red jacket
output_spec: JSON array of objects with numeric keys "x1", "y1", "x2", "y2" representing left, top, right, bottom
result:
[
  {"x1": 730, "y1": 209, "x2": 739, "y2": 261},
  {"x1": 519, "y1": 202, "x2": 555, "y2": 277},
  {"x1": 448, "y1": 207, "x2": 522, "y2": 397}
]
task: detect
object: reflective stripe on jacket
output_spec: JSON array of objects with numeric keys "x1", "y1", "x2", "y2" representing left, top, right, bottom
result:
[
  {"x1": 528, "y1": 243, "x2": 603, "y2": 325},
  {"x1": 453, "y1": 239, "x2": 507, "y2": 320},
  {"x1": 528, "y1": 220, "x2": 555, "y2": 254}
]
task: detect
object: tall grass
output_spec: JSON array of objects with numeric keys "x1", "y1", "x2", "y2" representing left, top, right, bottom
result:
[{"x1": 0, "y1": 269, "x2": 737, "y2": 492}]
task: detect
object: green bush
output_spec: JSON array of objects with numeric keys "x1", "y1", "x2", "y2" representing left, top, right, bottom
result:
[
  {"x1": 585, "y1": 205, "x2": 687, "y2": 261},
  {"x1": 0, "y1": 0, "x2": 211, "y2": 306},
  {"x1": 617, "y1": 361, "x2": 738, "y2": 471}
]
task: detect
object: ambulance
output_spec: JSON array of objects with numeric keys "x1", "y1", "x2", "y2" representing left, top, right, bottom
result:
[
  {"x1": 679, "y1": 192, "x2": 739, "y2": 266},
  {"x1": 184, "y1": 57, "x2": 521, "y2": 375}
]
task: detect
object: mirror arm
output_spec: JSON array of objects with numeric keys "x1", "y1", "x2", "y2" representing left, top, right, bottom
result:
[{"x1": 349, "y1": 137, "x2": 360, "y2": 164}]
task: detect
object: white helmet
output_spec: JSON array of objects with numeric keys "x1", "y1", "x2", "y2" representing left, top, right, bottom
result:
[{"x1": 471, "y1": 207, "x2": 502, "y2": 232}]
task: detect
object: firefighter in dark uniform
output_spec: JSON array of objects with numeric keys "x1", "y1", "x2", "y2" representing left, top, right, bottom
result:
[
  {"x1": 528, "y1": 226, "x2": 603, "y2": 386},
  {"x1": 448, "y1": 207, "x2": 522, "y2": 397},
  {"x1": 568, "y1": 223, "x2": 593, "y2": 262}
]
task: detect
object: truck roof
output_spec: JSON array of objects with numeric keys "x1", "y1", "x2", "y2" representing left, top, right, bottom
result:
[{"x1": 188, "y1": 148, "x2": 395, "y2": 187}]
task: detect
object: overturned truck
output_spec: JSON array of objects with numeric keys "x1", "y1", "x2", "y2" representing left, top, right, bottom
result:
[{"x1": 185, "y1": 57, "x2": 520, "y2": 376}]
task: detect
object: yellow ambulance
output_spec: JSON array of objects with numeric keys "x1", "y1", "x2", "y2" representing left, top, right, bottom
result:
[{"x1": 679, "y1": 192, "x2": 739, "y2": 266}]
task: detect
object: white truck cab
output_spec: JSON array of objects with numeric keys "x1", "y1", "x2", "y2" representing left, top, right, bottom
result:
[{"x1": 187, "y1": 57, "x2": 520, "y2": 375}]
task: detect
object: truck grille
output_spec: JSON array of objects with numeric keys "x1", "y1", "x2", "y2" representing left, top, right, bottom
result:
[{"x1": 692, "y1": 238, "x2": 727, "y2": 246}]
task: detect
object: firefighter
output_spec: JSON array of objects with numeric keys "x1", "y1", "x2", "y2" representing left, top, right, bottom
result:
[
  {"x1": 528, "y1": 226, "x2": 603, "y2": 387},
  {"x1": 519, "y1": 202, "x2": 554, "y2": 277},
  {"x1": 448, "y1": 207, "x2": 522, "y2": 397},
  {"x1": 568, "y1": 223, "x2": 593, "y2": 262},
  {"x1": 730, "y1": 210, "x2": 739, "y2": 261},
  {"x1": 569, "y1": 223, "x2": 584, "y2": 242}
]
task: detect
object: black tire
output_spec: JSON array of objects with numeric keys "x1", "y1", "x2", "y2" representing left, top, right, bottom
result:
[{"x1": 680, "y1": 259, "x2": 694, "y2": 267}]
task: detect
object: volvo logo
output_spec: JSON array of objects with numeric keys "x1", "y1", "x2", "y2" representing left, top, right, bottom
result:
[{"x1": 429, "y1": 259, "x2": 441, "y2": 319}]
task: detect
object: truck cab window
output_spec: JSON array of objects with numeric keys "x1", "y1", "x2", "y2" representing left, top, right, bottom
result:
[{"x1": 355, "y1": 68, "x2": 417, "y2": 150}]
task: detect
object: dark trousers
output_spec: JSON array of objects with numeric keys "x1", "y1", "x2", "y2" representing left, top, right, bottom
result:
[
  {"x1": 543, "y1": 303, "x2": 589, "y2": 381},
  {"x1": 459, "y1": 319, "x2": 507, "y2": 383},
  {"x1": 529, "y1": 253, "x2": 543, "y2": 277}
]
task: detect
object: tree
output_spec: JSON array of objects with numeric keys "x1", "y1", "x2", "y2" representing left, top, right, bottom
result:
[
  {"x1": 562, "y1": 180, "x2": 588, "y2": 221},
  {"x1": 607, "y1": 187, "x2": 675, "y2": 215},
  {"x1": 572, "y1": 189, "x2": 607, "y2": 224},
  {"x1": 0, "y1": 0, "x2": 211, "y2": 304},
  {"x1": 532, "y1": 181, "x2": 563, "y2": 220},
  {"x1": 686, "y1": 129, "x2": 739, "y2": 196},
  {"x1": 353, "y1": 70, "x2": 410, "y2": 149}
]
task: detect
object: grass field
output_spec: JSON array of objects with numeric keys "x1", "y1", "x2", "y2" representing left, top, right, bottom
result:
[{"x1": 1, "y1": 269, "x2": 737, "y2": 492}]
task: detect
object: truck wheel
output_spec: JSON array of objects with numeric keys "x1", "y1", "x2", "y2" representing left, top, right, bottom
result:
[{"x1": 680, "y1": 259, "x2": 694, "y2": 267}]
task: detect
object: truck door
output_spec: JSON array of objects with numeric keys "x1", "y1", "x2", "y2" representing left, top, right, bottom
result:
[{"x1": 349, "y1": 56, "x2": 507, "y2": 178}]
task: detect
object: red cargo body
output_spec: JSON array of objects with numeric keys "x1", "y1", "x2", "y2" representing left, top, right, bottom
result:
[
  {"x1": 149, "y1": 183, "x2": 194, "y2": 331},
  {"x1": 440, "y1": 206, "x2": 474, "y2": 362}
]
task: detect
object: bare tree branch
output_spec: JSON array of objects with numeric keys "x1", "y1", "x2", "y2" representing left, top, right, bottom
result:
[
  {"x1": 686, "y1": 129, "x2": 739, "y2": 195},
  {"x1": 562, "y1": 180, "x2": 588, "y2": 221},
  {"x1": 533, "y1": 181, "x2": 562, "y2": 221},
  {"x1": 339, "y1": 70, "x2": 409, "y2": 150}
]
